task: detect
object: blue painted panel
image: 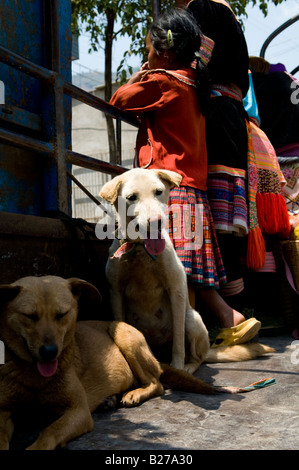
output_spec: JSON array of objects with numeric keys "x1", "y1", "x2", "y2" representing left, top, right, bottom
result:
[
  {"x1": 0, "y1": 0, "x2": 72, "y2": 216},
  {"x1": 0, "y1": 0, "x2": 43, "y2": 113}
]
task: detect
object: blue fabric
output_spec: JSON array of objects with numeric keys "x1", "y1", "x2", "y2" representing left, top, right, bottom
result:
[{"x1": 243, "y1": 71, "x2": 261, "y2": 124}]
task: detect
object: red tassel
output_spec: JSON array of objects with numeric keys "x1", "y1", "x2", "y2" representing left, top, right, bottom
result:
[
  {"x1": 247, "y1": 226, "x2": 266, "y2": 269},
  {"x1": 256, "y1": 193, "x2": 291, "y2": 238}
]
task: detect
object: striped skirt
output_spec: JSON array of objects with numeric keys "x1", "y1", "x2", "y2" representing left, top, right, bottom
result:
[
  {"x1": 166, "y1": 186, "x2": 227, "y2": 288},
  {"x1": 207, "y1": 165, "x2": 248, "y2": 236}
]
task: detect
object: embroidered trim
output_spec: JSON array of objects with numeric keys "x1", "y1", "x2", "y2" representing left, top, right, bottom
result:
[
  {"x1": 211, "y1": 83, "x2": 243, "y2": 102},
  {"x1": 208, "y1": 164, "x2": 246, "y2": 178},
  {"x1": 140, "y1": 69, "x2": 196, "y2": 88},
  {"x1": 111, "y1": 241, "x2": 157, "y2": 261}
]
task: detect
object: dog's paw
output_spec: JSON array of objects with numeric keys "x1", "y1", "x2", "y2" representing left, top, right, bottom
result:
[
  {"x1": 184, "y1": 362, "x2": 200, "y2": 374},
  {"x1": 121, "y1": 390, "x2": 141, "y2": 407},
  {"x1": 100, "y1": 395, "x2": 119, "y2": 410}
]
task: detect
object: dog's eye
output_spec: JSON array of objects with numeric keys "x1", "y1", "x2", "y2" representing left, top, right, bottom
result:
[
  {"x1": 127, "y1": 194, "x2": 137, "y2": 202},
  {"x1": 155, "y1": 189, "x2": 163, "y2": 196},
  {"x1": 56, "y1": 312, "x2": 68, "y2": 321},
  {"x1": 23, "y1": 313, "x2": 38, "y2": 322}
]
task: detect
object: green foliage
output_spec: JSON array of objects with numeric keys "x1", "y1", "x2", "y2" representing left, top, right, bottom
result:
[
  {"x1": 231, "y1": 0, "x2": 286, "y2": 19},
  {"x1": 71, "y1": 0, "x2": 175, "y2": 82},
  {"x1": 71, "y1": 0, "x2": 287, "y2": 83}
]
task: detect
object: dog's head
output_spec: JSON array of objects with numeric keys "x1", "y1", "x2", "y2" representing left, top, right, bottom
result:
[
  {"x1": 99, "y1": 169, "x2": 182, "y2": 248},
  {"x1": 0, "y1": 276, "x2": 102, "y2": 378}
]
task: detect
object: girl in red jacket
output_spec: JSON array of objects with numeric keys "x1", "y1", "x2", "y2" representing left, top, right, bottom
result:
[{"x1": 110, "y1": 8, "x2": 260, "y2": 347}]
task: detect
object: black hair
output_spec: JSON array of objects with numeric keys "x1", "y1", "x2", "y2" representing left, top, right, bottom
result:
[{"x1": 149, "y1": 8, "x2": 211, "y2": 115}]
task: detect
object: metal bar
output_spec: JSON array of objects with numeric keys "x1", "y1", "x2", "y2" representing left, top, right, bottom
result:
[
  {"x1": 0, "y1": 127, "x2": 53, "y2": 154},
  {"x1": 53, "y1": 75, "x2": 69, "y2": 214},
  {"x1": 64, "y1": 82, "x2": 139, "y2": 128},
  {"x1": 47, "y1": 0, "x2": 70, "y2": 215},
  {"x1": 116, "y1": 117, "x2": 122, "y2": 165},
  {"x1": 0, "y1": 105, "x2": 42, "y2": 132},
  {"x1": 0, "y1": 18, "x2": 140, "y2": 216},
  {"x1": 151, "y1": 0, "x2": 161, "y2": 18},
  {"x1": 0, "y1": 44, "x2": 139, "y2": 129},
  {"x1": 67, "y1": 171, "x2": 116, "y2": 221},
  {"x1": 67, "y1": 170, "x2": 101, "y2": 206},
  {"x1": 66, "y1": 149, "x2": 127, "y2": 175},
  {"x1": 50, "y1": 0, "x2": 61, "y2": 73},
  {"x1": 0, "y1": 44, "x2": 55, "y2": 83},
  {"x1": 0, "y1": 44, "x2": 136, "y2": 179},
  {"x1": 260, "y1": 13, "x2": 299, "y2": 58}
]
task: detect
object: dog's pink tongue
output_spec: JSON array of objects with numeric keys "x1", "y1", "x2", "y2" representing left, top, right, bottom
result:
[
  {"x1": 37, "y1": 360, "x2": 58, "y2": 377},
  {"x1": 144, "y1": 234, "x2": 165, "y2": 256}
]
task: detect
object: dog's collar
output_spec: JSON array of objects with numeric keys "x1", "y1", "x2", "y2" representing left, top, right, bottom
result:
[{"x1": 110, "y1": 240, "x2": 157, "y2": 261}]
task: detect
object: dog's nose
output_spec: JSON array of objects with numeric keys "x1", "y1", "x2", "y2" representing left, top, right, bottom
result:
[{"x1": 39, "y1": 344, "x2": 58, "y2": 362}]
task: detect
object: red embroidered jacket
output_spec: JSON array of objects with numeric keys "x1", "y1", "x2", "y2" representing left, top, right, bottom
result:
[{"x1": 110, "y1": 68, "x2": 207, "y2": 190}]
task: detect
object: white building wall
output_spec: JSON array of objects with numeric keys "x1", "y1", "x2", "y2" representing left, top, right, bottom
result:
[{"x1": 71, "y1": 83, "x2": 138, "y2": 223}]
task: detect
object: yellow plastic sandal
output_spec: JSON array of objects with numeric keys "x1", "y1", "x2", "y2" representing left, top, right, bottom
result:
[{"x1": 211, "y1": 318, "x2": 261, "y2": 348}]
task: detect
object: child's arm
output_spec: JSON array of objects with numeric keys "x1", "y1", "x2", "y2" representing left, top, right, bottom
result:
[{"x1": 110, "y1": 69, "x2": 164, "y2": 114}]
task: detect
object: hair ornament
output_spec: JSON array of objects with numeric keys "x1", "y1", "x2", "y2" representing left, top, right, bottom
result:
[{"x1": 167, "y1": 29, "x2": 174, "y2": 47}]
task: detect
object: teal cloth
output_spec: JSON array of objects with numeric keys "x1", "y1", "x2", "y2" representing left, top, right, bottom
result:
[{"x1": 243, "y1": 71, "x2": 261, "y2": 124}]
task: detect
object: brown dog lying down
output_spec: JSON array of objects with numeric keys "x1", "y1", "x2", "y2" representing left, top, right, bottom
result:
[{"x1": 0, "y1": 275, "x2": 273, "y2": 451}]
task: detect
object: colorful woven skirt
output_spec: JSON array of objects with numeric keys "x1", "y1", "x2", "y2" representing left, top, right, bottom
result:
[
  {"x1": 207, "y1": 164, "x2": 248, "y2": 235},
  {"x1": 166, "y1": 186, "x2": 227, "y2": 288}
]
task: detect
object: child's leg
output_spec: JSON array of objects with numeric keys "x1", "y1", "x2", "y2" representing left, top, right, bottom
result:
[
  {"x1": 197, "y1": 287, "x2": 245, "y2": 329},
  {"x1": 189, "y1": 284, "x2": 261, "y2": 347}
]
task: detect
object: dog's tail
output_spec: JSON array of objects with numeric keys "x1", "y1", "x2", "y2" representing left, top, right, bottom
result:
[
  {"x1": 159, "y1": 363, "x2": 218, "y2": 395},
  {"x1": 205, "y1": 343, "x2": 275, "y2": 363},
  {"x1": 159, "y1": 343, "x2": 275, "y2": 395}
]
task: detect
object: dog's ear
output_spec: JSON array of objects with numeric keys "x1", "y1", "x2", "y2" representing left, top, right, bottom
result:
[
  {"x1": 153, "y1": 169, "x2": 182, "y2": 188},
  {"x1": 68, "y1": 278, "x2": 102, "y2": 319},
  {"x1": 0, "y1": 285, "x2": 22, "y2": 313},
  {"x1": 99, "y1": 174, "x2": 124, "y2": 204},
  {"x1": 68, "y1": 278, "x2": 102, "y2": 303}
]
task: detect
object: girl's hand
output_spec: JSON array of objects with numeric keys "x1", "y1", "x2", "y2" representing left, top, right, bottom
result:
[
  {"x1": 140, "y1": 62, "x2": 149, "y2": 71},
  {"x1": 127, "y1": 62, "x2": 149, "y2": 84}
]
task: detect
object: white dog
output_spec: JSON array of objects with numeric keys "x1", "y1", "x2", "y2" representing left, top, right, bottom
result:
[{"x1": 99, "y1": 168, "x2": 273, "y2": 373}]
